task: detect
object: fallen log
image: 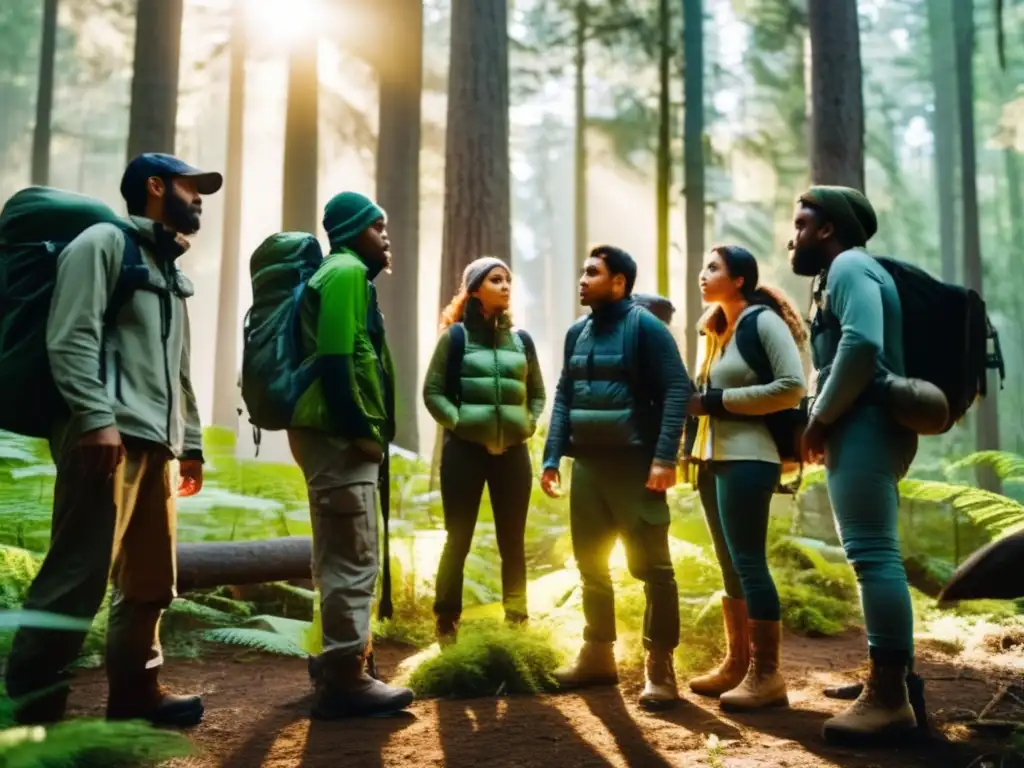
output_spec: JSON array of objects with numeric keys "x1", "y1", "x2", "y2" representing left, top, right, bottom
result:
[{"x1": 175, "y1": 536, "x2": 312, "y2": 593}]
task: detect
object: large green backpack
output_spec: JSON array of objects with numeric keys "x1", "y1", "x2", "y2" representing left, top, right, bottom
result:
[
  {"x1": 0, "y1": 186, "x2": 144, "y2": 438},
  {"x1": 240, "y1": 232, "x2": 324, "y2": 440}
]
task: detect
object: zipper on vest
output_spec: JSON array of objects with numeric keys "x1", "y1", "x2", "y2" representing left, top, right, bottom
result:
[{"x1": 493, "y1": 323, "x2": 503, "y2": 452}]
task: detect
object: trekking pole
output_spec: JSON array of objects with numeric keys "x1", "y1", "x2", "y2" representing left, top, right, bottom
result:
[{"x1": 377, "y1": 447, "x2": 394, "y2": 621}]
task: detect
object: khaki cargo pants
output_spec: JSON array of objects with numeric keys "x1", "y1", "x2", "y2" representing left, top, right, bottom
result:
[
  {"x1": 288, "y1": 430, "x2": 381, "y2": 668},
  {"x1": 6, "y1": 437, "x2": 177, "y2": 705}
]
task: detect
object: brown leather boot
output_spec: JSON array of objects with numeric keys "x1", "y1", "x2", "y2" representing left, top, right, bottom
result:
[
  {"x1": 553, "y1": 642, "x2": 618, "y2": 690},
  {"x1": 689, "y1": 597, "x2": 749, "y2": 697},
  {"x1": 312, "y1": 652, "x2": 414, "y2": 719},
  {"x1": 106, "y1": 666, "x2": 203, "y2": 728},
  {"x1": 436, "y1": 613, "x2": 459, "y2": 647},
  {"x1": 638, "y1": 648, "x2": 679, "y2": 711},
  {"x1": 822, "y1": 659, "x2": 917, "y2": 744},
  {"x1": 719, "y1": 619, "x2": 789, "y2": 711}
]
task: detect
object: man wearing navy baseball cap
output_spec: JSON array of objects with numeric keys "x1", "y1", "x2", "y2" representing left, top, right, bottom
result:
[{"x1": 5, "y1": 152, "x2": 221, "y2": 728}]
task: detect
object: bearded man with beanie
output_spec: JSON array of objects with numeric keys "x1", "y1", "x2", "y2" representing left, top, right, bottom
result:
[
  {"x1": 286, "y1": 191, "x2": 413, "y2": 718},
  {"x1": 789, "y1": 185, "x2": 924, "y2": 744}
]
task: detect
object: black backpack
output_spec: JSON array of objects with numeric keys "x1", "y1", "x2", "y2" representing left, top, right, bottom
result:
[
  {"x1": 443, "y1": 322, "x2": 538, "y2": 406},
  {"x1": 816, "y1": 256, "x2": 1005, "y2": 433}
]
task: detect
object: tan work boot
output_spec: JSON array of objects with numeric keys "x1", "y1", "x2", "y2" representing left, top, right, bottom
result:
[
  {"x1": 822, "y1": 659, "x2": 917, "y2": 744},
  {"x1": 553, "y1": 641, "x2": 618, "y2": 690},
  {"x1": 638, "y1": 648, "x2": 679, "y2": 710},
  {"x1": 689, "y1": 597, "x2": 749, "y2": 697},
  {"x1": 719, "y1": 619, "x2": 788, "y2": 711}
]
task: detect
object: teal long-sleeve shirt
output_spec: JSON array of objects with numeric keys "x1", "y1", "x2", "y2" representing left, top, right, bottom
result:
[{"x1": 811, "y1": 248, "x2": 906, "y2": 425}]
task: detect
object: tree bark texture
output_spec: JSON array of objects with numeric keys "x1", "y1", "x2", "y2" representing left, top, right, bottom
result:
[
  {"x1": 952, "y1": 0, "x2": 1000, "y2": 488},
  {"x1": 376, "y1": 0, "x2": 423, "y2": 453},
  {"x1": 282, "y1": 40, "x2": 319, "y2": 234},
  {"x1": 807, "y1": 0, "x2": 865, "y2": 191},
  {"x1": 682, "y1": 0, "x2": 704, "y2": 373},
  {"x1": 126, "y1": 0, "x2": 183, "y2": 160},
  {"x1": 656, "y1": 0, "x2": 671, "y2": 298},
  {"x1": 31, "y1": 0, "x2": 58, "y2": 186},
  {"x1": 573, "y1": 1, "x2": 588, "y2": 312},
  {"x1": 926, "y1": 0, "x2": 959, "y2": 284},
  {"x1": 438, "y1": 0, "x2": 511, "y2": 309}
]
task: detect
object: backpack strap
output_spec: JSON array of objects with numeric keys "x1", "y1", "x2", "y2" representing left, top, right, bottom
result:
[
  {"x1": 734, "y1": 305, "x2": 773, "y2": 385},
  {"x1": 515, "y1": 328, "x2": 536, "y2": 364},
  {"x1": 102, "y1": 226, "x2": 147, "y2": 329},
  {"x1": 444, "y1": 322, "x2": 467, "y2": 406},
  {"x1": 622, "y1": 304, "x2": 647, "y2": 398}
]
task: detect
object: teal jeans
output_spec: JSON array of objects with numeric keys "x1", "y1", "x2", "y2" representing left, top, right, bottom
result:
[
  {"x1": 825, "y1": 404, "x2": 918, "y2": 662},
  {"x1": 697, "y1": 460, "x2": 781, "y2": 621}
]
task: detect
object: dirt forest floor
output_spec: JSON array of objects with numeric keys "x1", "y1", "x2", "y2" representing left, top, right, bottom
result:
[{"x1": 68, "y1": 628, "x2": 1023, "y2": 768}]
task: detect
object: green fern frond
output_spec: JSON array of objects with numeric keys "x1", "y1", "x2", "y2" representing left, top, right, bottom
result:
[
  {"x1": 0, "y1": 610, "x2": 91, "y2": 632},
  {"x1": 201, "y1": 628, "x2": 307, "y2": 658},
  {"x1": 0, "y1": 717, "x2": 192, "y2": 766},
  {"x1": 946, "y1": 450, "x2": 1024, "y2": 481},
  {"x1": 898, "y1": 478, "x2": 1024, "y2": 539}
]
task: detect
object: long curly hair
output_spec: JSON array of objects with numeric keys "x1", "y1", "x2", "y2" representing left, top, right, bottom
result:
[
  {"x1": 438, "y1": 290, "x2": 514, "y2": 331},
  {"x1": 698, "y1": 244, "x2": 808, "y2": 349}
]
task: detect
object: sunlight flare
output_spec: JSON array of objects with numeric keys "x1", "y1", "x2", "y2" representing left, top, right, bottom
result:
[{"x1": 245, "y1": 0, "x2": 321, "y2": 47}]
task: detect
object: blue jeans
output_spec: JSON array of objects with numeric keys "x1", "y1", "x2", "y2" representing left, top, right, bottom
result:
[
  {"x1": 825, "y1": 404, "x2": 917, "y2": 660},
  {"x1": 697, "y1": 460, "x2": 782, "y2": 621}
]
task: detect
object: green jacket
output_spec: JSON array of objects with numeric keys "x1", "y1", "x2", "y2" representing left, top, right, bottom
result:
[
  {"x1": 292, "y1": 249, "x2": 396, "y2": 446},
  {"x1": 423, "y1": 304, "x2": 545, "y2": 454},
  {"x1": 45, "y1": 216, "x2": 203, "y2": 461}
]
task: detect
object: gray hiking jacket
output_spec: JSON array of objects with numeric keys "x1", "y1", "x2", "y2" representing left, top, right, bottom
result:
[{"x1": 45, "y1": 215, "x2": 203, "y2": 461}]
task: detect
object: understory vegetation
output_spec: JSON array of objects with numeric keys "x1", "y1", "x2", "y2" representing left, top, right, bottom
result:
[{"x1": 1, "y1": 425, "x2": 1023, "y2": 763}]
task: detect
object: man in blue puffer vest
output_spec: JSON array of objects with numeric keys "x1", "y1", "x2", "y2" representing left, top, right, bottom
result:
[{"x1": 541, "y1": 245, "x2": 691, "y2": 710}]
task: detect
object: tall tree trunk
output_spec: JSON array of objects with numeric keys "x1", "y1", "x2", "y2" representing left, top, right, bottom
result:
[
  {"x1": 952, "y1": 0, "x2": 1001, "y2": 491},
  {"x1": 31, "y1": 0, "x2": 58, "y2": 186},
  {"x1": 574, "y1": 0, "x2": 588, "y2": 311},
  {"x1": 126, "y1": 0, "x2": 184, "y2": 159},
  {"x1": 806, "y1": 0, "x2": 864, "y2": 190},
  {"x1": 212, "y1": 0, "x2": 247, "y2": 428},
  {"x1": 375, "y1": 0, "x2": 423, "y2": 453},
  {"x1": 282, "y1": 40, "x2": 319, "y2": 233},
  {"x1": 682, "y1": 0, "x2": 704, "y2": 372},
  {"x1": 438, "y1": 0, "x2": 511, "y2": 308},
  {"x1": 926, "y1": 0, "x2": 959, "y2": 282},
  {"x1": 656, "y1": 0, "x2": 671, "y2": 298}
]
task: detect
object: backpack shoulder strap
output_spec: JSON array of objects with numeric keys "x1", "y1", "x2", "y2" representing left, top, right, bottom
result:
[
  {"x1": 515, "y1": 328, "x2": 536, "y2": 363},
  {"x1": 623, "y1": 304, "x2": 647, "y2": 395},
  {"x1": 102, "y1": 225, "x2": 147, "y2": 328},
  {"x1": 444, "y1": 322, "x2": 467, "y2": 405},
  {"x1": 734, "y1": 305, "x2": 773, "y2": 385}
]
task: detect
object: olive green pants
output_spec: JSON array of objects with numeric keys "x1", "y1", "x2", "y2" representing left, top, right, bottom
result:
[{"x1": 570, "y1": 454, "x2": 679, "y2": 650}]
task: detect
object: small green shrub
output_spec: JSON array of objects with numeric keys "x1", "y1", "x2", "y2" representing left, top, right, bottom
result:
[{"x1": 407, "y1": 622, "x2": 564, "y2": 698}]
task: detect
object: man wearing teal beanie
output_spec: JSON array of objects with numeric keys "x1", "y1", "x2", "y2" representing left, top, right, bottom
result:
[{"x1": 287, "y1": 190, "x2": 413, "y2": 718}]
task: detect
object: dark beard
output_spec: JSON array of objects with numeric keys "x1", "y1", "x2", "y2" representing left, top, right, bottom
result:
[
  {"x1": 790, "y1": 244, "x2": 827, "y2": 277},
  {"x1": 163, "y1": 192, "x2": 201, "y2": 235}
]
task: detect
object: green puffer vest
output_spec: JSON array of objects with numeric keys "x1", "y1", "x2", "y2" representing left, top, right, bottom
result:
[{"x1": 447, "y1": 310, "x2": 536, "y2": 453}]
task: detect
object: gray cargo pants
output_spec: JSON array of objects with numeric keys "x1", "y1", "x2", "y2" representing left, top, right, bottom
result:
[{"x1": 288, "y1": 430, "x2": 381, "y2": 666}]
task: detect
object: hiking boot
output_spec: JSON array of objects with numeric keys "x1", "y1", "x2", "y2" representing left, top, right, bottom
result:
[
  {"x1": 689, "y1": 597, "x2": 749, "y2": 697},
  {"x1": 822, "y1": 659, "x2": 917, "y2": 745},
  {"x1": 436, "y1": 614, "x2": 459, "y2": 647},
  {"x1": 824, "y1": 670, "x2": 928, "y2": 732},
  {"x1": 106, "y1": 667, "x2": 204, "y2": 728},
  {"x1": 719, "y1": 619, "x2": 789, "y2": 712},
  {"x1": 553, "y1": 641, "x2": 618, "y2": 690},
  {"x1": 6, "y1": 673, "x2": 70, "y2": 726},
  {"x1": 638, "y1": 648, "x2": 679, "y2": 710},
  {"x1": 312, "y1": 653, "x2": 414, "y2": 719}
]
